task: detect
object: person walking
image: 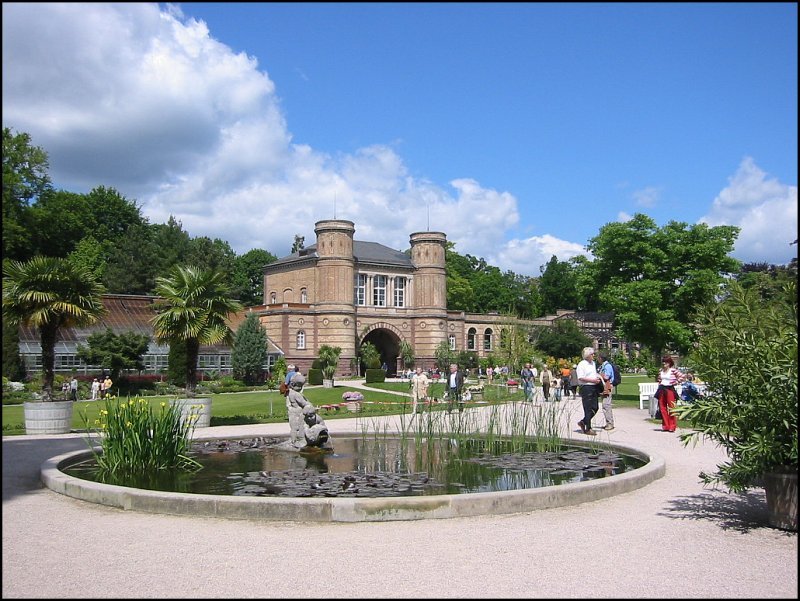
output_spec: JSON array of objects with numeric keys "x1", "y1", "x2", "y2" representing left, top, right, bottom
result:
[
  {"x1": 598, "y1": 353, "x2": 615, "y2": 430},
  {"x1": 540, "y1": 366, "x2": 553, "y2": 402},
  {"x1": 90, "y1": 378, "x2": 100, "y2": 401},
  {"x1": 69, "y1": 375, "x2": 78, "y2": 402},
  {"x1": 569, "y1": 365, "x2": 579, "y2": 398},
  {"x1": 654, "y1": 355, "x2": 685, "y2": 432},
  {"x1": 520, "y1": 363, "x2": 536, "y2": 402},
  {"x1": 410, "y1": 366, "x2": 430, "y2": 415},
  {"x1": 576, "y1": 348, "x2": 602, "y2": 435},
  {"x1": 103, "y1": 375, "x2": 113, "y2": 399},
  {"x1": 446, "y1": 363, "x2": 464, "y2": 413},
  {"x1": 552, "y1": 372, "x2": 562, "y2": 402}
]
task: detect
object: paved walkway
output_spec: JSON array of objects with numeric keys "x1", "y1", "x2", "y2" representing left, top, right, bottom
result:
[{"x1": 3, "y1": 393, "x2": 797, "y2": 598}]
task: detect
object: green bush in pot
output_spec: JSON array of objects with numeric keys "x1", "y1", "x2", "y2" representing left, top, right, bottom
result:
[{"x1": 675, "y1": 279, "x2": 797, "y2": 493}]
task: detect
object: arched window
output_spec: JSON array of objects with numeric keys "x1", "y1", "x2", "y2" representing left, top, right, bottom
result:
[
  {"x1": 300, "y1": 288, "x2": 307, "y2": 303},
  {"x1": 484, "y1": 328, "x2": 493, "y2": 351},
  {"x1": 270, "y1": 292, "x2": 277, "y2": 304},
  {"x1": 296, "y1": 330, "x2": 306, "y2": 350},
  {"x1": 448, "y1": 334, "x2": 456, "y2": 351},
  {"x1": 467, "y1": 328, "x2": 476, "y2": 350}
]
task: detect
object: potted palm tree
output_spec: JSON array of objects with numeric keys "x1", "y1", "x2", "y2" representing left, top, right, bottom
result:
[
  {"x1": 318, "y1": 344, "x2": 342, "y2": 388},
  {"x1": 675, "y1": 280, "x2": 797, "y2": 531},
  {"x1": 151, "y1": 265, "x2": 243, "y2": 428},
  {"x1": 2, "y1": 257, "x2": 106, "y2": 434}
]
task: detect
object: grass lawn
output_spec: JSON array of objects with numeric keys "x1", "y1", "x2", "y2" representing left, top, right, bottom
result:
[{"x1": 1, "y1": 373, "x2": 662, "y2": 436}]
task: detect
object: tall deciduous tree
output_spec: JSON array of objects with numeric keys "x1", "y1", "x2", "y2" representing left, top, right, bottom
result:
[
  {"x1": 2, "y1": 257, "x2": 106, "y2": 400},
  {"x1": 538, "y1": 255, "x2": 579, "y2": 315},
  {"x1": 232, "y1": 248, "x2": 277, "y2": 306},
  {"x1": 2, "y1": 127, "x2": 51, "y2": 261},
  {"x1": 583, "y1": 213, "x2": 740, "y2": 358},
  {"x1": 533, "y1": 319, "x2": 591, "y2": 360},
  {"x1": 231, "y1": 313, "x2": 269, "y2": 385},
  {"x1": 151, "y1": 265, "x2": 243, "y2": 397}
]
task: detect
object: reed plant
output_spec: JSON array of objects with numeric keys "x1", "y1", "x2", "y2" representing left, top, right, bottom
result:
[{"x1": 81, "y1": 397, "x2": 202, "y2": 478}]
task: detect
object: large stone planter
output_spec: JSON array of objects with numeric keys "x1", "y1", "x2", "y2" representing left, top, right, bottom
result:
[
  {"x1": 764, "y1": 466, "x2": 798, "y2": 531},
  {"x1": 169, "y1": 397, "x2": 212, "y2": 428},
  {"x1": 24, "y1": 400, "x2": 74, "y2": 435},
  {"x1": 322, "y1": 379, "x2": 334, "y2": 389}
]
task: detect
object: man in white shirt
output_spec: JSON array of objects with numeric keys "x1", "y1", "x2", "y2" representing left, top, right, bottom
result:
[
  {"x1": 576, "y1": 347, "x2": 602, "y2": 435},
  {"x1": 446, "y1": 363, "x2": 464, "y2": 413}
]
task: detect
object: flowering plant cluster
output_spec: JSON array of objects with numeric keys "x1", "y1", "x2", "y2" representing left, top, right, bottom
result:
[
  {"x1": 342, "y1": 391, "x2": 364, "y2": 401},
  {"x1": 81, "y1": 397, "x2": 201, "y2": 479},
  {"x1": 506, "y1": 379, "x2": 519, "y2": 386},
  {"x1": 467, "y1": 384, "x2": 484, "y2": 392}
]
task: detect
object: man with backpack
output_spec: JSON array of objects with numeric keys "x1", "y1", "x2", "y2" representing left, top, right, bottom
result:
[{"x1": 598, "y1": 353, "x2": 616, "y2": 431}]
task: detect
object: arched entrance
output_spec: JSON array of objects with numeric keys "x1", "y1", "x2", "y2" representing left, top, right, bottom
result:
[{"x1": 360, "y1": 325, "x2": 402, "y2": 376}]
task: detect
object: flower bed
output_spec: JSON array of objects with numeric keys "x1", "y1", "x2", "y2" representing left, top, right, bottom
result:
[{"x1": 342, "y1": 391, "x2": 364, "y2": 401}]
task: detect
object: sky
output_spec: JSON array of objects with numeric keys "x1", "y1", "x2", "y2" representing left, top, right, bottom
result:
[{"x1": 2, "y1": 2, "x2": 797, "y2": 276}]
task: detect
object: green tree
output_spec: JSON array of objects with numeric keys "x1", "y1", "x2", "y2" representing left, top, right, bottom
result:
[
  {"x1": 231, "y1": 313, "x2": 268, "y2": 385},
  {"x1": 185, "y1": 236, "x2": 237, "y2": 275},
  {"x1": 151, "y1": 265, "x2": 243, "y2": 397},
  {"x1": 494, "y1": 314, "x2": 534, "y2": 373},
  {"x1": 232, "y1": 248, "x2": 277, "y2": 306},
  {"x1": 67, "y1": 236, "x2": 111, "y2": 283},
  {"x1": 2, "y1": 321, "x2": 26, "y2": 381},
  {"x1": 2, "y1": 256, "x2": 106, "y2": 400},
  {"x1": 291, "y1": 234, "x2": 305, "y2": 253},
  {"x1": 103, "y1": 223, "x2": 159, "y2": 294},
  {"x1": 151, "y1": 216, "x2": 191, "y2": 277},
  {"x1": 76, "y1": 327, "x2": 150, "y2": 381},
  {"x1": 583, "y1": 213, "x2": 740, "y2": 358},
  {"x1": 538, "y1": 256, "x2": 579, "y2": 314},
  {"x1": 533, "y1": 319, "x2": 592, "y2": 360},
  {"x1": 2, "y1": 127, "x2": 51, "y2": 261},
  {"x1": 434, "y1": 340, "x2": 454, "y2": 372}
]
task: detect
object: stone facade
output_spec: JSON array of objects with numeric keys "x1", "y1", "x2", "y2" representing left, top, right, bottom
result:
[{"x1": 256, "y1": 219, "x2": 626, "y2": 376}]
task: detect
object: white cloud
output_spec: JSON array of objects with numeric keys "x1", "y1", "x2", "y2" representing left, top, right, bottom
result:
[
  {"x1": 490, "y1": 235, "x2": 590, "y2": 276},
  {"x1": 632, "y1": 186, "x2": 661, "y2": 208},
  {"x1": 700, "y1": 157, "x2": 798, "y2": 266},
  {"x1": 0, "y1": 3, "x2": 617, "y2": 277}
]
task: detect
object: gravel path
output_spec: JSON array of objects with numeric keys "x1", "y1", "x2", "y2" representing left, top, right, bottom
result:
[{"x1": 2, "y1": 394, "x2": 797, "y2": 599}]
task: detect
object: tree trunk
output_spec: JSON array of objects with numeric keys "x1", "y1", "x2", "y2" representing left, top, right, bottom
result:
[
  {"x1": 39, "y1": 324, "x2": 58, "y2": 402},
  {"x1": 185, "y1": 338, "x2": 200, "y2": 398}
]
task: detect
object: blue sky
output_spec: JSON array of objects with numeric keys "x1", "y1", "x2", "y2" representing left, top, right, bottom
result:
[{"x1": 2, "y1": 2, "x2": 797, "y2": 276}]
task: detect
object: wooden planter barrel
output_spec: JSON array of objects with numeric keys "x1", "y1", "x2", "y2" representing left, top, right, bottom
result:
[{"x1": 24, "y1": 400, "x2": 74, "y2": 435}]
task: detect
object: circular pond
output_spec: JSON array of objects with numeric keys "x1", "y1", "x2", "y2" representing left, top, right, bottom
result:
[
  {"x1": 43, "y1": 432, "x2": 665, "y2": 522},
  {"x1": 63, "y1": 435, "x2": 647, "y2": 498}
]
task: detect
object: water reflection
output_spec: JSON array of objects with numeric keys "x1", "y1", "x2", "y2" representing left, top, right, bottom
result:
[{"x1": 64, "y1": 436, "x2": 645, "y2": 497}]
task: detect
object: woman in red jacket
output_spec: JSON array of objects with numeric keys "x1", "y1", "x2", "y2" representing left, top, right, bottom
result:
[{"x1": 654, "y1": 355, "x2": 685, "y2": 432}]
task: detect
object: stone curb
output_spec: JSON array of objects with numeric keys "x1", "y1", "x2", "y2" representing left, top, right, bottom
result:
[{"x1": 40, "y1": 434, "x2": 665, "y2": 522}]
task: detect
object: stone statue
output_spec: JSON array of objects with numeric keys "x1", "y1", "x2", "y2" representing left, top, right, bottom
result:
[
  {"x1": 286, "y1": 374, "x2": 310, "y2": 448},
  {"x1": 284, "y1": 374, "x2": 333, "y2": 452},
  {"x1": 302, "y1": 404, "x2": 333, "y2": 452}
]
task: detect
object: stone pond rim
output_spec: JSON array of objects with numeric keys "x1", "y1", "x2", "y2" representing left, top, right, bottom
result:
[{"x1": 40, "y1": 433, "x2": 666, "y2": 523}]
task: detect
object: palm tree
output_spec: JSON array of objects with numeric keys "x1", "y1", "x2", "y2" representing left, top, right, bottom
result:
[
  {"x1": 2, "y1": 256, "x2": 106, "y2": 401},
  {"x1": 151, "y1": 265, "x2": 243, "y2": 397}
]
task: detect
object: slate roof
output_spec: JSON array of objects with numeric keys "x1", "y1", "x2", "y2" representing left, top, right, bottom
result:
[{"x1": 267, "y1": 241, "x2": 413, "y2": 270}]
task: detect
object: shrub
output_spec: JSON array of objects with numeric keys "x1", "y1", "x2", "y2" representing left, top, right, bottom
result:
[
  {"x1": 365, "y1": 368, "x2": 386, "y2": 384},
  {"x1": 307, "y1": 368, "x2": 323, "y2": 386}
]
